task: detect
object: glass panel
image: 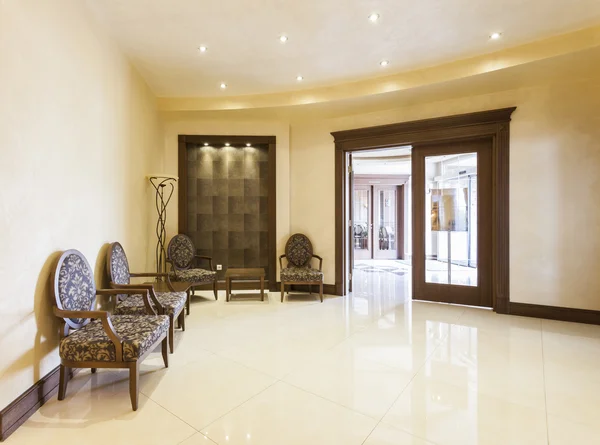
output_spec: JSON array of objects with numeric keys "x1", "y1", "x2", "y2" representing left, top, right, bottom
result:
[
  {"x1": 425, "y1": 153, "x2": 478, "y2": 286},
  {"x1": 377, "y1": 188, "x2": 396, "y2": 252},
  {"x1": 353, "y1": 188, "x2": 369, "y2": 251}
]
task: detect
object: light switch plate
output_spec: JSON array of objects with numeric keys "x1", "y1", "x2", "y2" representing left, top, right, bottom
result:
[{"x1": 216, "y1": 264, "x2": 223, "y2": 271}]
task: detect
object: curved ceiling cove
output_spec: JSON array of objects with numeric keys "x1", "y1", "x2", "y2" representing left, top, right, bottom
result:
[{"x1": 86, "y1": 0, "x2": 600, "y2": 109}]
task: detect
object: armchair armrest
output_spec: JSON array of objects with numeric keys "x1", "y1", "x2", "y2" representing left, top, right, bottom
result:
[
  {"x1": 194, "y1": 255, "x2": 214, "y2": 271},
  {"x1": 108, "y1": 284, "x2": 162, "y2": 314},
  {"x1": 279, "y1": 254, "x2": 287, "y2": 270},
  {"x1": 97, "y1": 288, "x2": 157, "y2": 315},
  {"x1": 53, "y1": 307, "x2": 124, "y2": 361},
  {"x1": 312, "y1": 255, "x2": 323, "y2": 271}
]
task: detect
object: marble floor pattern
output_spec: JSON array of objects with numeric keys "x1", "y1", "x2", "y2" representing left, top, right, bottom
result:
[{"x1": 8, "y1": 267, "x2": 600, "y2": 445}]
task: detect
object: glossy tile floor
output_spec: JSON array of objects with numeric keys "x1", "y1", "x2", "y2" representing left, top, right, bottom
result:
[{"x1": 9, "y1": 267, "x2": 600, "y2": 445}]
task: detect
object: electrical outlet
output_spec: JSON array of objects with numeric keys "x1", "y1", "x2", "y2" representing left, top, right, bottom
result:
[{"x1": 216, "y1": 264, "x2": 222, "y2": 271}]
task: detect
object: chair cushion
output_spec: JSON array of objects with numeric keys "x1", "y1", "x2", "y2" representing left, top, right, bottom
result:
[
  {"x1": 280, "y1": 267, "x2": 323, "y2": 282},
  {"x1": 170, "y1": 268, "x2": 216, "y2": 283},
  {"x1": 114, "y1": 292, "x2": 187, "y2": 317},
  {"x1": 59, "y1": 315, "x2": 169, "y2": 362}
]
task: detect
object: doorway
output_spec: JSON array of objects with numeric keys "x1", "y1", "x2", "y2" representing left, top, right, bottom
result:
[
  {"x1": 353, "y1": 183, "x2": 405, "y2": 260},
  {"x1": 333, "y1": 108, "x2": 515, "y2": 314}
]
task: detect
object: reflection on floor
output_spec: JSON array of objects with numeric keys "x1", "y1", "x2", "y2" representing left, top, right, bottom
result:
[{"x1": 9, "y1": 267, "x2": 600, "y2": 445}]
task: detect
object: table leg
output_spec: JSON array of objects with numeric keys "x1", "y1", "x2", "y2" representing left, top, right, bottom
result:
[
  {"x1": 260, "y1": 276, "x2": 265, "y2": 301},
  {"x1": 226, "y1": 278, "x2": 229, "y2": 302}
]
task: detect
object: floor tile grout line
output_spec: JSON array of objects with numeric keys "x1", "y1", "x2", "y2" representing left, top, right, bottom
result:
[
  {"x1": 198, "y1": 379, "x2": 280, "y2": 435},
  {"x1": 141, "y1": 394, "x2": 212, "y2": 441},
  {"x1": 540, "y1": 320, "x2": 550, "y2": 445},
  {"x1": 363, "y1": 336, "x2": 450, "y2": 445}
]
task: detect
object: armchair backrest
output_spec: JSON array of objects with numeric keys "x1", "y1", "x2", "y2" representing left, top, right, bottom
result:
[
  {"x1": 53, "y1": 249, "x2": 96, "y2": 329},
  {"x1": 285, "y1": 233, "x2": 314, "y2": 268},
  {"x1": 107, "y1": 242, "x2": 131, "y2": 285},
  {"x1": 167, "y1": 234, "x2": 195, "y2": 270}
]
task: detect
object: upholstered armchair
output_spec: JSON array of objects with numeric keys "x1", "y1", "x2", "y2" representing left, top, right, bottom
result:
[
  {"x1": 280, "y1": 233, "x2": 324, "y2": 302},
  {"x1": 52, "y1": 250, "x2": 169, "y2": 411},
  {"x1": 107, "y1": 242, "x2": 187, "y2": 354},
  {"x1": 167, "y1": 234, "x2": 218, "y2": 301}
]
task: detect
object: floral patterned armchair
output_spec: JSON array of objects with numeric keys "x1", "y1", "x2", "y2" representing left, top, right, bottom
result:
[
  {"x1": 52, "y1": 249, "x2": 169, "y2": 411},
  {"x1": 107, "y1": 242, "x2": 187, "y2": 354},
  {"x1": 167, "y1": 234, "x2": 218, "y2": 300},
  {"x1": 279, "y1": 233, "x2": 324, "y2": 302}
]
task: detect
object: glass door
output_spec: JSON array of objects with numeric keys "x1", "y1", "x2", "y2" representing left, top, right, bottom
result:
[
  {"x1": 412, "y1": 139, "x2": 492, "y2": 307},
  {"x1": 353, "y1": 185, "x2": 372, "y2": 260},
  {"x1": 373, "y1": 186, "x2": 398, "y2": 259}
]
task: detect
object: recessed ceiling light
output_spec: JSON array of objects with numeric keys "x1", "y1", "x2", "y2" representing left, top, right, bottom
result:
[
  {"x1": 380, "y1": 60, "x2": 389, "y2": 67},
  {"x1": 220, "y1": 82, "x2": 227, "y2": 89},
  {"x1": 225, "y1": 142, "x2": 230, "y2": 146},
  {"x1": 203, "y1": 142, "x2": 209, "y2": 146},
  {"x1": 246, "y1": 143, "x2": 251, "y2": 147},
  {"x1": 368, "y1": 13, "x2": 380, "y2": 22},
  {"x1": 296, "y1": 75, "x2": 303, "y2": 81},
  {"x1": 198, "y1": 46, "x2": 208, "y2": 52},
  {"x1": 490, "y1": 32, "x2": 502, "y2": 40},
  {"x1": 279, "y1": 35, "x2": 288, "y2": 43}
]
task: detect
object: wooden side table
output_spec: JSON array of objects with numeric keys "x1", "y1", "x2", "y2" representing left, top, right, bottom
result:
[{"x1": 225, "y1": 268, "x2": 266, "y2": 302}]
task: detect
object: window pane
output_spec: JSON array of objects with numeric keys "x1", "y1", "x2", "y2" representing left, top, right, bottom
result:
[{"x1": 425, "y1": 153, "x2": 478, "y2": 286}]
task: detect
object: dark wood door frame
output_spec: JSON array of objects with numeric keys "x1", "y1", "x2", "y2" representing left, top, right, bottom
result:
[
  {"x1": 178, "y1": 135, "x2": 277, "y2": 292},
  {"x1": 332, "y1": 108, "x2": 516, "y2": 314}
]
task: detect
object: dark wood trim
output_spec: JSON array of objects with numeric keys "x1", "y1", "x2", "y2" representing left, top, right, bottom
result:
[
  {"x1": 332, "y1": 108, "x2": 516, "y2": 309},
  {"x1": 354, "y1": 174, "x2": 410, "y2": 185},
  {"x1": 279, "y1": 283, "x2": 337, "y2": 295},
  {"x1": 397, "y1": 185, "x2": 404, "y2": 260},
  {"x1": 335, "y1": 149, "x2": 344, "y2": 296},
  {"x1": 331, "y1": 108, "x2": 516, "y2": 146},
  {"x1": 510, "y1": 302, "x2": 600, "y2": 325},
  {"x1": 177, "y1": 135, "x2": 277, "y2": 292},
  {"x1": 0, "y1": 366, "x2": 77, "y2": 442}
]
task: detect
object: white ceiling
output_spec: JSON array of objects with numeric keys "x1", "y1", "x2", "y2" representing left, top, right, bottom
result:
[{"x1": 86, "y1": 0, "x2": 600, "y2": 98}]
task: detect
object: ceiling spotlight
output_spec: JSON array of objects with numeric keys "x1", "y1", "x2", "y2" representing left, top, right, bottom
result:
[
  {"x1": 380, "y1": 60, "x2": 389, "y2": 67},
  {"x1": 279, "y1": 35, "x2": 288, "y2": 43},
  {"x1": 220, "y1": 82, "x2": 227, "y2": 89},
  {"x1": 203, "y1": 142, "x2": 209, "y2": 146},
  {"x1": 225, "y1": 142, "x2": 230, "y2": 146},
  {"x1": 368, "y1": 13, "x2": 380, "y2": 22},
  {"x1": 246, "y1": 143, "x2": 251, "y2": 147},
  {"x1": 198, "y1": 46, "x2": 208, "y2": 52},
  {"x1": 296, "y1": 75, "x2": 304, "y2": 81},
  {"x1": 490, "y1": 32, "x2": 502, "y2": 40}
]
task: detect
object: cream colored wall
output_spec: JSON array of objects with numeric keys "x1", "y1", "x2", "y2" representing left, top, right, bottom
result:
[
  {"x1": 0, "y1": 0, "x2": 163, "y2": 408},
  {"x1": 160, "y1": 112, "x2": 291, "y2": 277},
  {"x1": 290, "y1": 76, "x2": 600, "y2": 310}
]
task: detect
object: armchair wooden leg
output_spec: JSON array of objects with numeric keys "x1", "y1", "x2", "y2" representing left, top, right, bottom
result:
[
  {"x1": 281, "y1": 282, "x2": 285, "y2": 302},
  {"x1": 309, "y1": 285, "x2": 312, "y2": 295},
  {"x1": 91, "y1": 368, "x2": 97, "y2": 374},
  {"x1": 213, "y1": 280, "x2": 218, "y2": 300},
  {"x1": 169, "y1": 314, "x2": 175, "y2": 354},
  {"x1": 58, "y1": 364, "x2": 68, "y2": 401},
  {"x1": 162, "y1": 334, "x2": 169, "y2": 368},
  {"x1": 178, "y1": 310, "x2": 186, "y2": 332},
  {"x1": 319, "y1": 283, "x2": 323, "y2": 303},
  {"x1": 186, "y1": 290, "x2": 190, "y2": 315},
  {"x1": 129, "y1": 361, "x2": 139, "y2": 411}
]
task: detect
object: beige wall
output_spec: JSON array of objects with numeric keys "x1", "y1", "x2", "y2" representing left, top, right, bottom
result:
[
  {"x1": 290, "y1": 76, "x2": 600, "y2": 310},
  {"x1": 160, "y1": 75, "x2": 600, "y2": 311},
  {"x1": 160, "y1": 112, "x2": 291, "y2": 277},
  {"x1": 0, "y1": 0, "x2": 163, "y2": 408}
]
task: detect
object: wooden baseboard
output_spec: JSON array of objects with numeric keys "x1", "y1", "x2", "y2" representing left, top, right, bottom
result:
[
  {"x1": 279, "y1": 283, "x2": 337, "y2": 295},
  {"x1": 0, "y1": 366, "x2": 76, "y2": 442},
  {"x1": 510, "y1": 302, "x2": 600, "y2": 325},
  {"x1": 192, "y1": 281, "x2": 338, "y2": 296}
]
